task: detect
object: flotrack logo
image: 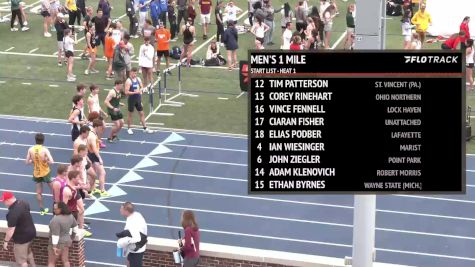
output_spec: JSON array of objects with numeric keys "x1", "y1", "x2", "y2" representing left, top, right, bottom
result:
[{"x1": 404, "y1": 56, "x2": 459, "y2": 64}]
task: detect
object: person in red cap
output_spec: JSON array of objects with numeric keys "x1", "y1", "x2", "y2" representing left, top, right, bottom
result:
[{"x1": 1, "y1": 192, "x2": 37, "y2": 267}]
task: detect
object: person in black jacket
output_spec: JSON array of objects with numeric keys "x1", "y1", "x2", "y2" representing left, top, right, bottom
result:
[
  {"x1": 126, "y1": 0, "x2": 138, "y2": 37},
  {"x1": 222, "y1": 21, "x2": 238, "y2": 71}
]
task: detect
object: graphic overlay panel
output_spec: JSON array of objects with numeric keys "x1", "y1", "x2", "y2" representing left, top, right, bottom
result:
[{"x1": 248, "y1": 51, "x2": 465, "y2": 194}]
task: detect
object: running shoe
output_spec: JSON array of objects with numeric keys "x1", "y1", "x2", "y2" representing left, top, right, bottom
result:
[
  {"x1": 44, "y1": 32, "x2": 52, "y2": 37},
  {"x1": 127, "y1": 128, "x2": 134, "y2": 135},
  {"x1": 40, "y1": 208, "x2": 49, "y2": 215},
  {"x1": 23, "y1": 21, "x2": 28, "y2": 26},
  {"x1": 83, "y1": 224, "x2": 91, "y2": 230},
  {"x1": 107, "y1": 137, "x2": 116, "y2": 143},
  {"x1": 92, "y1": 188, "x2": 101, "y2": 195},
  {"x1": 21, "y1": 26, "x2": 29, "y2": 32},
  {"x1": 112, "y1": 136, "x2": 120, "y2": 141},
  {"x1": 83, "y1": 230, "x2": 92, "y2": 237},
  {"x1": 99, "y1": 140, "x2": 106, "y2": 148},
  {"x1": 91, "y1": 69, "x2": 100, "y2": 74},
  {"x1": 144, "y1": 128, "x2": 154, "y2": 133},
  {"x1": 84, "y1": 69, "x2": 89, "y2": 75},
  {"x1": 10, "y1": 28, "x2": 18, "y2": 32},
  {"x1": 100, "y1": 191, "x2": 110, "y2": 197}
]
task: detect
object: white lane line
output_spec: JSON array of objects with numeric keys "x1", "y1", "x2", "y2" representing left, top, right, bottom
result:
[
  {"x1": 236, "y1": 91, "x2": 245, "y2": 98},
  {"x1": 218, "y1": 97, "x2": 229, "y2": 100},
  {"x1": 330, "y1": 30, "x2": 347, "y2": 50},
  {"x1": 84, "y1": 261, "x2": 125, "y2": 267},
  {"x1": 376, "y1": 247, "x2": 475, "y2": 262},
  {"x1": 394, "y1": 194, "x2": 475, "y2": 204},
  {"x1": 0, "y1": 141, "x2": 246, "y2": 167},
  {"x1": 3, "y1": 171, "x2": 475, "y2": 224},
  {"x1": 21, "y1": 82, "x2": 31, "y2": 85},
  {"x1": 0, "y1": 81, "x2": 5, "y2": 84},
  {"x1": 4, "y1": 0, "x2": 41, "y2": 18},
  {"x1": 0, "y1": 127, "x2": 246, "y2": 152},
  {"x1": 49, "y1": 84, "x2": 59, "y2": 87},
  {"x1": 0, "y1": 114, "x2": 247, "y2": 138},
  {"x1": 28, "y1": 48, "x2": 39, "y2": 54},
  {"x1": 5, "y1": 47, "x2": 14, "y2": 52}
]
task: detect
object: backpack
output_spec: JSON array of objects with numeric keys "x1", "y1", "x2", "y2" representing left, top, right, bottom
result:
[{"x1": 170, "y1": 46, "x2": 181, "y2": 60}]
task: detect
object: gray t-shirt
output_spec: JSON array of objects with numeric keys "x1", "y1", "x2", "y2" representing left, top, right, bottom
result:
[{"x1": 49, "y1": 214, "x2": 77, "y2": 247}]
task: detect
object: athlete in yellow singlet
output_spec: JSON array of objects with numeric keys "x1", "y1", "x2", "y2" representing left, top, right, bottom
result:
[{"x1": 26, "y1": 133, "x2": 54, "y2": 215}]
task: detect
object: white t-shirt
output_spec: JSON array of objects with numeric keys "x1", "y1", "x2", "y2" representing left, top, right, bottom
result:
[
  {"x1": 282, "y1": 29, "x2": 292, "y2": 49},
  {"x1": 138, "y1": 44, "x2": 154, "y2": 68},
  {"x1": 467, "y1": 46, "x2": 475, "y2": 64},
  {"x1": 253, "y1": 24, "x2": 265, "y2": 38},
  {"x1": 225, "y1": 5, "x2": 241, "y2": 22},
  {"x1": 64, "y1": 36, "x2": 75, "y2": 52},
  {"x1": 125, "y1": 212, "x2": 148, "y2": 254},
  {"x1": 112, "y1": 30, "x2": 122, "y2": 46},
  {"x1": 319, "y1": 1, "x2": 330, "y2": 18}
]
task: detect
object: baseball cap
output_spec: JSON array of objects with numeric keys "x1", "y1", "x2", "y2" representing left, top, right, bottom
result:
[{"x1": 0, "y1": 192, "x2": 14, "y2": 202}]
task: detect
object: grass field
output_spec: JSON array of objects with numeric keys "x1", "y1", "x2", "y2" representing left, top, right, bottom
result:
[{"x1": 0, "y1": 0, "x2": 473, "y2": 150}]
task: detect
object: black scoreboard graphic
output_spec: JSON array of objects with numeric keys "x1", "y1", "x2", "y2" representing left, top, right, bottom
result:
[{"x1": 248, "y1": 51, "x2": 465, "y2": 194}]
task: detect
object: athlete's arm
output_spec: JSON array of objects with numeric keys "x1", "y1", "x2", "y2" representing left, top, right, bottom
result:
[
  {"x1": 124, "y1": 79, "x2": 133, "y2": 95},
  {"x1": 86, "y1": 32, "x2": 92, "y2": 49},
  {"x1": 62, "y1": 187, "x2": 71, "y2": 204},
  {"x1": 25, "y1": 148, "x2": 32, "y2": 164},
  {"x1": 52, "y1": 181, "x2": 61, "y2": 203},
  {"x1": 87, "y1": 95, "x2": 94, "y2": 113},
  {"x1": 104, "y1": 90, "x2": 115, "y2": 109},
  {"x1": 68, "y1": 109, "x2": 83, "y2": 125},
  {"x1": 44, "y1": 148, "x2": 54, "y2": 163}
]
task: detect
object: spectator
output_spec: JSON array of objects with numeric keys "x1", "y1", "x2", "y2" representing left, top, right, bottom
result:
[
  {"x1": 65, "y1": 0, "x2": 80, "y2": 25},
  {"x1": 111, "y1": 22, "x2": 124, "y2": 46},
  {"x1": 467, "y1": 39, "x2": 474, "y2": 90},
  {"x1": 322, "y1": 4, "x2": 336, "y2": 49},
  {"x1": 262, "y1": 0, "x2": 277, "y2": 46},
  {"x1": 441, "y1": 31, "x2": 466, "y2": 50},
  {"x1": 215, "y1": 0, "x2": 224, "y2": 46},
  {"x1": 1, "y1": 192, "x2": 37, "y2": 267},
  {"x1": 344, "y1": 4, "x2": 355, "y2": 50},
  {"x1": 222, "y1": 21, "x2": 238, "y2": 71},
  {"x1": 25, "y1": 133, "x2": 54, "y2": 215},
  {"x1": 92, "y1": 9, "x2": 112, "y2": 56},
  {"x1": 308, "y1": 6, "x2": 323, "y2": 46},
  {"x1": 123, "y1": 34, "x2": 135, "y2": 78},
  {"x1": 411, "y1": 3, "x2": 431, "y2": 47},
  {"x1": 168, "y1": 0, "x2": 178, "y2": 39},
  {"x1": 10, "y1": 0, "x2": 29, "y2": 32},
  {"x1": 119, "y1": 202, "x2": 148, "y2": 267},
  {"x1": 142, "y1": 19, "x2": 157, "y2": 46},
  {"x1": 253, "y1": 1, "x2": 265, "y2": 23},
  {"x1": 138, "y1": 36, "x2": 155, "y2": 89},
  {"x1": 80, "y1": 6, "x2": 94, "y2": 59},
  {"x1": 77, "y1": 0, "x2": 86, "y2": 23},
  {"x1": 187, "y1": 0, "x2": 196, "y2": 26},
  {"x1": 294, "y1": 1, "x2": 306, "y2": 34},
  {"x1": 401, "y1": 8, "x2": 413, "y2": 49},
  {"x1": 176, "y1": 0, "x2": 188, "y2": 27},
  {"x1": 199, "y1": 0, "x2": 212, "y2": 40},
  {"x1": 306, "y1": 28, "x2": 319, "y2": 50},
  {"x1": 319, "y1": 0, "x2": 330, "y2": 19},
  {"x1": 126, "y1": 0, "x2": 139, "y2": 37},
  {"x1": 159, "y1": 0, "x2": 168, "y2": 27},
  {"x1": 63, "y1": 29, "x2": 76, "y2": 82},
  {"x1": 105, "y1": 29, "x2": 115, "y2": 79},
  {"x1": 41, "y1": 0, "x2": 52, "y2": 37},
  {"x1": 138, "y1": 0, "x2": 149, "y2": 34},
  {"x1": 180, "y1": 17, "x2": 196, "y2": 67},
  {"x1": 155, "y1": 22, "x2": 172, "y2": 74},
  {"x1": 281, "y1": 21, "x2": 292, "y2": 49},
  {"x1": 50, "y1": 0, "x2": 60, "y2": 30},
  {"x1": 47, "y1": 202, "x2": 78, "y2": 267},
  {"x1": 224, "y1": 1, "x2": 241, "y2": 25},
  {"x1": 178, "y1": 210, "x2": 200, "y2": 267},
  {"x1": 460, "y1": 16, "x2": 470, "y2": 50},
  {"x1": 409, "y1": 32, "x2": 421, "y2": 50},
  {"x1": 280, "y1": 3, "x2": 293, "y2": 32},
  {"x1": 251, "y1": 16, "x2": 269, "y2": 49},
  {"x1": 112, "y1": 41, "x2": 127, "y2": 83},
  {"x1": 289, "y1": 34, "x2": 302, "y2": 50},
  {"x1": 247, "y1": 0, "x2": 258, "y2": 27},
  {"x1": 203, "y1": 40, "x2": 226, "y2": 66},
  {"x1": 150, "y1": 0, "x2": 161, "y2": 27},
  {"x1": 304, "y1": 17, "x2": 315, "y2": 45},
  {"x1": 98, "y1": 0, "x2": 112, "y2": 19}
]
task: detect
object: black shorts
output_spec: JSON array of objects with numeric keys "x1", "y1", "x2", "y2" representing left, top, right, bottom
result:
[
  {"x1": 65, "y1": 50, "x2": 74, "y2": 58},
  {"x1": 468, "y1": 63, "x2": 474, "y2": 68},
  {"x1": 256, "y1": 37, "x2": 264, "y2": 44},
  {"x1": 79, "y1": 189, "x2": 86, "y2": 199},
  {"x1": 128, "y1": 97, "x2": 143, "y2": 112},
  {"x1": 127, "y1": 252, "x2": 144, "y2": 267},
  {"x1": 86, "y1": 162, "x2": 91, "y2": 170},
  {"x1": 96, "y1": 32, "x2": 106, "y2": 46},
  {"x1": 41, "y1": 10, "x2": 50, "y2": 17},
  {"x1": 87, "y1": 152, "x2": 100, "y2": 163},
  {"x1": 109, "y1": 110, "x2": 124, "y2": 121},
  {"x1": 71, "y1": 127, "x2": 80, "y2": 142},
  {"x1": 157, "y1": 50, "x2": 170, "y2": 57}
]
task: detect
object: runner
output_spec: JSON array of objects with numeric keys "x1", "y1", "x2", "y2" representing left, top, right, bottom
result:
[
  {"x1": 25, "y1": 133, "x2": 54, "y2": 215},
  {"x1": 76, "y1": 144, "x2": 95, "y2": 198},
  {"x1": 67, "y1": 155, "x2": 91, "y2": 237},
  {"x1": 61, "y1": 170, "x2": 82, "y2": 235},
  {"x1": 85, "y1": 26, "x2": 99, "y2": 75},
  {"x1": 125, "y1": 68, "x2": 154, "y2": 134},
  {"x1": 68, "y1": 95, "x2": 86, "y2": 142},
  {"x1": 73, "y1": 126, "x2": 98, "y2": 192},
  {"x1": 87, "y1": 119, "x2": 110, "y2": 197},
  {"x1": 88, "y1": 85, "x2": 108, "y2": 148},
  {"x1": 155, "y1": 22, "x2": 172, "y2": 74},
  {"x1": 105, "y1": 80, "x2": 125, "y2": 142},
  {"x1": 180, "y1": 18, "x2": 195, "y2": 67},
  {"x1": 52, "y1": 164, "x2": 68, "y2": 205}
]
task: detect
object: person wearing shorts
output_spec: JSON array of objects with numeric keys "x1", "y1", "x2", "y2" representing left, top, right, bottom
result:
[
  {"x1": 63, "y1": 29, "x2": 76, "y2": 81},
  {"x1": 85, "y1": 26, "x2": 99, "y2": 75},
  {"x1": 125, "y1": 68, "x2": 154, "y2": 135},
  {"x1": 180, "y1": 18, "x2": 195, "y2": 67},
  {"x1": 138, "y1": 36, "x2": 155, "y2": 90},
  {"x1": 105, "y1": 80, "x2": 125, "y2": 142},
  {"x1": 87, "y1": 119, "x2": 110, "y2": 197},
  {"x1": 411, "y1": 3, "x2": 431, "y2": 48},
  {"x1": 68, "y1": 95, "x2": 86, "y2": 142},
  {"x1": 155, "y1": 22, "x2": 172, "y2": 74},
  {"x1": 199, "y1": 0, "x2": 212, "y2": 40},
  {"x1": 92, "y1": 9, "x2": 111, "y2": 55},
  {"x1": 466, "y1": 39, "x2": 474, "y2": 90},
  {"x1": 41, "y1": 0, "x2": 52, "y2": 37},
  {"x1": 54, "y1": 13, "x2": 68, "y2": 66},
  {"x1": 26, "y1": 133, "x2": 54, "y2": 215}
]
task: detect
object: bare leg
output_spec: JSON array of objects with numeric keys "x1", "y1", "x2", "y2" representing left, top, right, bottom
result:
[
  {"x1": 36, "y1": 183, "x2": 44, "y2": 210},
  {"x1": 61, "y1": 247, "x2": 70, "y2": 267}
]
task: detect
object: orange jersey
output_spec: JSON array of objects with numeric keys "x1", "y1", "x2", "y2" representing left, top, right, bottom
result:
[
  {"x1": 105, "y1": 36, "x2": 115, "y2": 58},
  {"x1": 155, "y1": 29, "x2": 171, "y2": 51}
]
